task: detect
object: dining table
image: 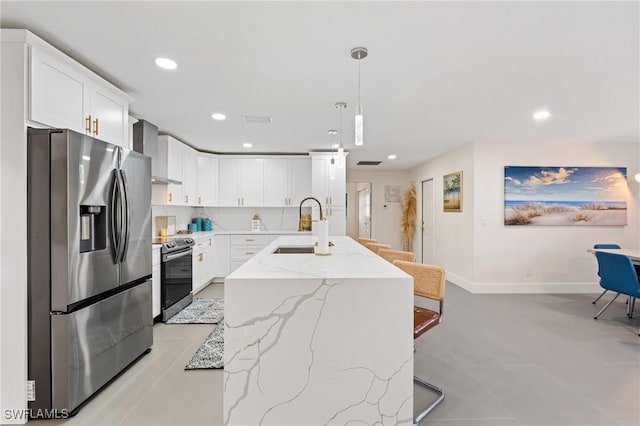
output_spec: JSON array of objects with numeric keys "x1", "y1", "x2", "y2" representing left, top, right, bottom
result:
[{"x1": 586, "y1": 248, "x2": 640, "y2": 265}]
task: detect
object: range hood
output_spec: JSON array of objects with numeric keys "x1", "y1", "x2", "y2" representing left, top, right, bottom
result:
[{"x1": 133, "y1": 120, "x2": 182, "y2": 185}]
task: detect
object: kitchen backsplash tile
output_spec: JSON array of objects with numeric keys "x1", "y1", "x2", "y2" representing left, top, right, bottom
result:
[{"x1": 151, "y1": 205, "x2": 310, "y2": 236}]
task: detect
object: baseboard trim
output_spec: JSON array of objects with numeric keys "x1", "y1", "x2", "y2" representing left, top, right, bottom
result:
[{"x1": 446, "y1": 272, "x2": 601, "y2": 294}]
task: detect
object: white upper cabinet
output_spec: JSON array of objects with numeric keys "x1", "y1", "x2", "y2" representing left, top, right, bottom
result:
[
  {"x1": 30, "y1": 47, "x2": 85, "y2": 133},
  {"x1": 197, "y1": 154, "x2": 219, "y2": 206},
  {"x1": 311, "y1": 153, "x2": 346, "y2": 208},
  {"x1": 153, "y1": 135, "x2": 196, "y2": 206},
  {"x1": 28, "y1": 33, "x2": 132, "y2": 147},
  {"x1": 263, "y1": 159, "x2": 289, "y2": 207},
  {"x1": 86, "y1": 85, "x2": 128, "y2": 147},
  {"x1": 218, "y1": 158, "x2": 264, "y2": 207},
  {"x1": 288, "y1": 157, "x2": 312, "y2": 206},
  {"x1": 263, "y1": 158, "x2": 311, "y2": 207},
  {"x1": 181, "y1": 145, "x2": 198, "y2": 206}
]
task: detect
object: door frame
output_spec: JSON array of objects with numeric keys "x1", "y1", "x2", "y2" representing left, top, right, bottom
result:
[{"x1": 421, "y1": 178, "x2": 434, "y2": 264}]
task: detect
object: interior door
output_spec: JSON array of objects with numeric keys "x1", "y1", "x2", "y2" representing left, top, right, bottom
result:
[
  {"x1": 119, "y1": 148, "x2": 152, "y2": 285},
  {"x1": 358, "y1": 187, "x2": 371, "y2": 238},
  {"x1": 422, "y1": 179, "x2": 434, "y2": 264}
]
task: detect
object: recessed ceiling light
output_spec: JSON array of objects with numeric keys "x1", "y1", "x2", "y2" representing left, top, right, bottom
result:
[
  {"x1": 155, "y1": 57, "x2": 177, "y2": 70},
  {"x1": 387, "y1": 154, "x2": 397, "y2": 160},
  {"x1": 532, "y1": 109, "x2": 551, "y2": 121},
  {"x1": 211, "y1": 113, "x2": 226, "y2": 121},
  {"x1": 242, "y1": 143, "x2": 253, "y2": 148}
]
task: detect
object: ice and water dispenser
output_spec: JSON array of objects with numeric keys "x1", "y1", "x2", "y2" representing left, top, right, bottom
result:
[{"x1": 80, "y1": 205, "x2": 106, "y2": 252}]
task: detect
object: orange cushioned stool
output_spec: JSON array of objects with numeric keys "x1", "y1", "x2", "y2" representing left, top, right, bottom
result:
[{"x1": 393, "y1": 260, "x2": 446, "y2": 425}]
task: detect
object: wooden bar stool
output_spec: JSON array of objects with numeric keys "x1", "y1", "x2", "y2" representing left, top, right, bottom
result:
[
  {"x1": 393, "y1": 260, "x2": 446, "y2": 424},
  {"x1": 365, "y1": 242, "x2": 391, "y2": 254},
  {"x1": 378, "y1": 248, "x2": 416, "y2": 263},
  {"x1": 357, "y1": 237, "x2": 377, "y2": 246}
]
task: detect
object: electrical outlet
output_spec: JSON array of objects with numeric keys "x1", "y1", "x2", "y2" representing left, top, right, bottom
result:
[{"x1": 26, "y1": 380, "x2": 35, "y2": 401}]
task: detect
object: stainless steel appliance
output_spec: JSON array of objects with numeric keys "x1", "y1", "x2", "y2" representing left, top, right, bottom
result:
[
  {"x1": 161, "y1": 238, "x2": 195, "y2": 321},
  {"x1": 27, "y1": 128, "x2": 153, "y2": 416}
]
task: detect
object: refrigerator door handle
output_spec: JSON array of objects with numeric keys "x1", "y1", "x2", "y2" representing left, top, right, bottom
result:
[
  {"x1": 119, "y1": 169, "x2": 131, "y2": 263},
  {"x1": 110, "y1": 169, "x2": 120, "y2": 262},
  {"x1": 115, "y1": 169, "x2": 127, "y2": 263}
]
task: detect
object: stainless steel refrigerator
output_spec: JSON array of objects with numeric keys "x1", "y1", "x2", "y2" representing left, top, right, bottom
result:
[{"x1": 27, "y1": 128, "x2": 153, "y2": 416}]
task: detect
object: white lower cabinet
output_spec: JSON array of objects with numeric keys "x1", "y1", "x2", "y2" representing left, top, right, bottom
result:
[
  {"x1": 152, "y1": 246, "x2": 161, "y2": 319},
  {"x1": 213, "y1": 235, "x2": 230, "y2": 278},
  {"x1": 213, "y1": 233, "x2": 300, "y2": 278},
  {"x1": 229, "y1": 235, "x2": 270, "y2": 274},
  {"x1": 192, "y1": 236, "x2": 214, "y2": 294}
]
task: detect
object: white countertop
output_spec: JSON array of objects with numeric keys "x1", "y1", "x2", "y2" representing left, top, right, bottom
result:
[{"x1": 227, "y1": 235, "x2": 410, "y2": 280}]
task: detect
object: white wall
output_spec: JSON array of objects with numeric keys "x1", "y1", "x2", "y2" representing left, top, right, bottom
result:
[
  {"x1": 411, "y1": 140, "x2": 640, "y2": 293},
  {"x1": 411, "y1": 143, "x2": 476, "y2": 284},
  {"x1": 346, "y1": 169, "x2": 411, "y2": 250},
  {"x1": 473, "y1": 140, "x2": 639, "y2": 292},
  {"x1": 0, "y1": 41, "x2": 28, "y2": 424}
]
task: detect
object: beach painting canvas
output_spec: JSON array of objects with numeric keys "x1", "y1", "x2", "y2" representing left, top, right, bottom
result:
[{"x1": 504, "y1": 166, "x2": 627, "y2": 226}]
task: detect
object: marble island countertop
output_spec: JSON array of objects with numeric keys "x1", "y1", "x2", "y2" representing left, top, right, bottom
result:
[
  {"x1": 224, "y1": 235, "x2": 414, "y2": 425},
  {"x1": 228, "y1": 235, "x2": 410, "y2": 280}
]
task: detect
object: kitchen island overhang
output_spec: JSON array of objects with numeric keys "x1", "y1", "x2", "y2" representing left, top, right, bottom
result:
[{"x1": 224, "y1": 235, "x2": 414, "y2": 425}]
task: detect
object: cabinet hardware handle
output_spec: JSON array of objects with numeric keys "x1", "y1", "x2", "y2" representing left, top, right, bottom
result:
[
  {"x1": 245, "y1": 252, "x2": 254, "y2": 255},
  {"x1": 93, "y1": 118, "x2": 99, "y2": 135},
  {"x1": 326, "y1": 197, "x2": 328, "y2": 205},
  {"x1": 85, "y1": 115, "x2": 92, "y2": 133},
  {"x1": 208, "y1": 239, "x2": 212, "y2": 245},
  {"x1": 185, "y1": 195, "x2": 189, "y2": 204},
  {"x1": 329, "y1": 196, "x2": 332, "y2": 204},
  {"x1": 168, "y1": 193, "x2": 172, "y2": 202},
  {"x1": 198, "y1": 196, "x2": 201, "y2": 204},
  {"x1": 199, "y1": 253, "x2": 203, "y2": 261},
  {"x1": 242, "y1": 197, "x2": 244, "y2": 205},
  {"x1": 237, "y1": 198, "x2": 240, "y2": 206},
  {"x1": 246, "y1": 239, "x2": 253, "y2": 242}
]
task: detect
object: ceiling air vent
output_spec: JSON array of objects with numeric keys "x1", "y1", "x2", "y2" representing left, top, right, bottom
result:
[
  {"x1": 241, "y1": 115, "x2": 272, "y2": 124},
  {"x1": 357, "y1": 161, "x2": 382, "y2": 166}
]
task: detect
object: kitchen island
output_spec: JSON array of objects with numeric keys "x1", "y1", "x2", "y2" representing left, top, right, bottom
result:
[{"x1": 223, "y1": 235, "x2": 414, "y2": 425}]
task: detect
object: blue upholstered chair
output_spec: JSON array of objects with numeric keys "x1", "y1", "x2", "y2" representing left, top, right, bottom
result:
[
  {"x1": 592, "y1": 244, "x2": 621, "y2": 304},
  {"x1": 593, "y1": 251, "x2": 640, "y2": 335}
]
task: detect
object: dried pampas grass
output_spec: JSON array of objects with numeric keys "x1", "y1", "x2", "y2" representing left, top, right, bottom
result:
[{"x1": 401, "y1": 183, "x2": 416, "y2": 251}]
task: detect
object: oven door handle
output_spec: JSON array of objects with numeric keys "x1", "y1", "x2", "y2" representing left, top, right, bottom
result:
[{"x1": 163, "y1": 250, "x2": 192, "y2": 262}]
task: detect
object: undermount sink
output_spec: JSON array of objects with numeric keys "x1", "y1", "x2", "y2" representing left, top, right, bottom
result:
[{"x1": 272, "y1": 246, "x2": 315, "y2": 254}]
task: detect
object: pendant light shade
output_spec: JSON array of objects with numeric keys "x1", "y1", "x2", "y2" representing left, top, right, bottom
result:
[
  {"x1": 351, "y1": 47, "x2": 368, "y2": 147},
  {"x1": 328, "y1": 129, "x2": 338, "y2": 179}
]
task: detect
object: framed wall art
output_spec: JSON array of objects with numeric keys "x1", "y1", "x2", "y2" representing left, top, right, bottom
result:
[
  {"x1": 443, "y1": 171, "x2": 462, "y2": 212},
  {"x1": 504, "y1": 166, "x2": 627, "y2": 226}
]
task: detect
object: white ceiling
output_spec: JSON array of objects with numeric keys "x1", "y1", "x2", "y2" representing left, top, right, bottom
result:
[{"x1": 2, "y1": 1, "x2": 638, "y2": 170}]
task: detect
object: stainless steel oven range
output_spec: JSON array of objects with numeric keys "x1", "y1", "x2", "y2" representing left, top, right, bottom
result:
[{"x1": 161, "y1": 237, "x2": 195, "y2": 321}]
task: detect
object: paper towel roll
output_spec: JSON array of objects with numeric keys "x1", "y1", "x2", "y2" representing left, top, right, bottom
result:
[{"x1": 315, "y1": 219, "x2": 329, "y2": 255}]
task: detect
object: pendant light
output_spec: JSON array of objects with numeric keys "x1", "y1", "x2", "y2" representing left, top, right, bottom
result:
[
  {"x1": 335, "y1": 102, "x2": 346, "y2": 168},
  {"x1": 328, "y1": 129, "x2": 338, "y2": 180},
  {"x1": 351, "y1": 47, "x2": 368, "y2": 146}
]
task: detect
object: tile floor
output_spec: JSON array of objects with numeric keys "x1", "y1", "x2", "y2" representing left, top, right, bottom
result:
[{"x1": 31, "y1": 282, "x2": 639, "y2": 426}]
